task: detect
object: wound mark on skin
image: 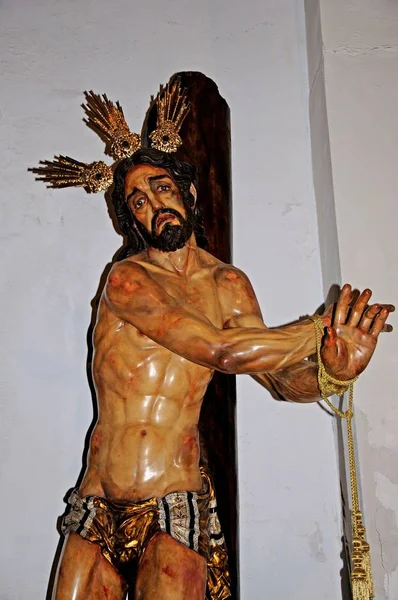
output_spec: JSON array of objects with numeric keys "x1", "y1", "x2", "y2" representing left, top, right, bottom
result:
[
  {"x1": 91, "y1": 432, "x2": 103, "y2": 456},
  {"x1": 225, "y1": 270, "x2": 239, "y2": 282},
  {"x1": 162, "y1": 564, "x2": 176, "y2": 577},
  {"x1": 108, "y1": 274, "x2": 121, "y2": 287},
  {"x1": 123, "y1": 280, "x2": 140, "y2": 294},
  {"x1": 108, "y1": 271, "x2": 141, "y2": 295},
  {"x1": 140, "y1": 429, "x2": 147, "y2": 437},
  {"x1": 179, "y1": 434, "x2": 199, "y2": 467}
]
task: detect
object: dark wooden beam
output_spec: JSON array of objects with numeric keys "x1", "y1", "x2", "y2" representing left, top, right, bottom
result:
[{"x1": 143, "y1": 71, "x2": 239, "y2": 599}]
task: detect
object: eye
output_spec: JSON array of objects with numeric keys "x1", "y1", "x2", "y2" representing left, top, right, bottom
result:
[
  {"x1": 157, "y1": 184, "x2": 171, "y2": 192},
  {"x1": 135, "y1": 197, "x2": 146, "y2": 209}
]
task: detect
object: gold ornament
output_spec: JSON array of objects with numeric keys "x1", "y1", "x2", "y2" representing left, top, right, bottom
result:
[
  {"x1": 29, "y1": 79, "x2": 191, "y2": 195},
  {"x1": 82, "y1": 91, "x2": 141, "y2": 160},
  {"x1": 311, "y1": 315, "x2": 374, "y2": 600},
  {"x1": 149, "y1": 122, "x2": 183, "y2": 154},
  {"x1": 29, "y1": 156, "x2": 114, "y2": 194},
  {"x1": 150, "y1": 78, "x2": 190, "y2": 153}
]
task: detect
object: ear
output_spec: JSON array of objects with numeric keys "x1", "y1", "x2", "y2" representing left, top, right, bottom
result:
[{"x1": 189, "y1": 183, "x2": 197, "y2": 207}]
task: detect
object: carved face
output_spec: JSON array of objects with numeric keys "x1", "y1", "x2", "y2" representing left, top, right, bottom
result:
[{"x1": 124, "y1": 164, "x2": 194, "y2": 252}]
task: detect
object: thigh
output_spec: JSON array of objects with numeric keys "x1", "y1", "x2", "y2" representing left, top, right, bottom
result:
[
  {"x1": 52, "y1": 532, "x2": 127, "y2": 600},
  {"x1": 135, "y1": 532, "x2": 207, "y2": 600}
]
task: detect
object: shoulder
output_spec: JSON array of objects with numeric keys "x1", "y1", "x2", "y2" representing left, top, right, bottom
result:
[
  {"x1": 108, "y1": 258, "x2": 146, "y2": 282},
  {"x1": 214, "y1": 262, "x2": 253, "y2": 291},
  {"x1": 106, "y1": 258, "x2": 153, "y2": 300},
  {"x1": 214, "y1": 263, "x2": 262, "y2": 323},
  {"x1": 194, "y1": 248, "x2": 248, "y2": 285},
  {"x1": 194, "y1": 247, "x2": 252, "y2": 290}
]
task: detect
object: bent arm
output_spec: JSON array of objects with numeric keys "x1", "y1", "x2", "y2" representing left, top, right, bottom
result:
[{"x1": 104, "y1": 261, "x2": 318, "y2": 375}]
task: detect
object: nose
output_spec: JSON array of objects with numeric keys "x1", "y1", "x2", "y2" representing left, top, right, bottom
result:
[{"x1": 148, "y1": 192, "x2": 165, "y2": 212}]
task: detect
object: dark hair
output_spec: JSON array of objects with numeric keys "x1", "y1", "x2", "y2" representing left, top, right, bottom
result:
[{"x1": 111, "y1": 148, "x2": 207, "y2": 259}]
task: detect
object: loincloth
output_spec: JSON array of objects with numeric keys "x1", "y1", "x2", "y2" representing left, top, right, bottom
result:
[{"x1": 61, "y1": 466, "x2": 231, "y2": 600}]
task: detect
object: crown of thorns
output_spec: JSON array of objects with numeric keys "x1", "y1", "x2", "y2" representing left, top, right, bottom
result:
[{"x1": 29, "y1": 78, "x2": 190, "y2": 194}]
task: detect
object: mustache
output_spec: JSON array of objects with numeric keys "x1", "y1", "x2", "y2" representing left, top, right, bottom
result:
[
  {"x1": 151, "y1": 208, "x2": 185, "y2": 234},
  {"x1": 132, "y1": 201, "x2": 194, "y2": 253}
]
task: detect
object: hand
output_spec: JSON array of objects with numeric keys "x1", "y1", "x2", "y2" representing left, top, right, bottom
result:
[{"x1": 321, "y1": 284, "x2": 394, "y2": 381}]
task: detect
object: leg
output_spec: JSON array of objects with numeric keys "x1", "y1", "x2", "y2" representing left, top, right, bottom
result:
[
  {"x1": 52, "y1": 532, "x2": 128, "y2": 600},
  {"x1": 135, "y1": 532, "x2": 207, "y2": 600}
]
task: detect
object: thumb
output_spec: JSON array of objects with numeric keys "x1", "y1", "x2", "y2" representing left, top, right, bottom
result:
[{"x1": 324, "y1": 326, "x2": 337, "y2": 347}]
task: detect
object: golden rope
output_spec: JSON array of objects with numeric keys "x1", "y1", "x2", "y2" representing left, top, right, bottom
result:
[{"x1": 311, "y1": 315, "x2": 374, "y2": 600}]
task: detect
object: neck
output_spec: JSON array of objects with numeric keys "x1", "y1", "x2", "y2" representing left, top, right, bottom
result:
[{"x1": 147, "y1": 235, "x2": 201, "y2": 275}]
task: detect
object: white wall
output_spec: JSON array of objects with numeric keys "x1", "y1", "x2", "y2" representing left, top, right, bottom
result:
[
  {"x1": 316, "y1": 2, "x2": 398, "y2": 597},
  {"x1": 0, "y1": 1, "x2": 343, "y2": 598}
]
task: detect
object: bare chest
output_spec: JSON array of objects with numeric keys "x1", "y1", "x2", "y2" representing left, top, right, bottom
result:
[{"x1": 155, "y1": 271, "x2": 224, "y2": 328}]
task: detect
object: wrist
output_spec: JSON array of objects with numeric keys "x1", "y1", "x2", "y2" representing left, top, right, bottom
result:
[
  {"x1": 309, "y1": 313, "x2": 332, "y2": 330},
  {"x1": 322, "y1": 365, "x2": 346, "y2": 381}
]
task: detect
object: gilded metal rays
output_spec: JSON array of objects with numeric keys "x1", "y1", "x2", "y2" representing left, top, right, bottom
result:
[{"x1": 29, "y1": 78, "x2": 190, "y2": 194}]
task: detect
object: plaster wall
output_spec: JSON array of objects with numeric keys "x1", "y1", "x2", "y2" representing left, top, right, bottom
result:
[
  {"x1": 315, "y1": 1, "x2": 398, "y2": 597},
  {"x1": 304, "y1": 0, "x2": 341, "y2": 297},
  {"x1": 1, "y1": 1, "x2": 343, "y2": 598}
]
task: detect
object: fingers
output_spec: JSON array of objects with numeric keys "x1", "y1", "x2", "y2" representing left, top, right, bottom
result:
[
  {"x1": 334, "y1": 284, "x2": 393, "y2": 334},
  {"x1": 371, "y1": 305, "x2": 394, "y2": 332},
  {"x1": 323, "y1": 304, "x2": 334, "y2": 319},
  {"x1": 334, "y1": 284, "x2": 353, "y2": 325},
  {"x1": 347, "y1": 288, "x2": 372, "y2": 327},
  {"x1": 359, "y1": 304, "x2": 381, "y2": 332},
  {"x1": 321, "y1": 305, "x2": 333, "y2": 328},
  {"x1": 381, "y1": 304, "x2": 395, "y2": 313},
  {"x1": 370, "y1": 307, "x2": 391, "y2": 337}
]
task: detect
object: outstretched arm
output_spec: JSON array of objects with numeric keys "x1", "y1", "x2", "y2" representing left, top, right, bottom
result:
[
  {"x1": 254, "y1": 361, "x2": 320, "y2": 403},
  {"x1": 223, "y1": 310, "x2": 321, "y2": 403},
  {"x1": 218, "y1": 269, "x2": 393, "y2": 403},
  {"x1": 104, "y1": 260, "x2": 323, "y2": 375}
]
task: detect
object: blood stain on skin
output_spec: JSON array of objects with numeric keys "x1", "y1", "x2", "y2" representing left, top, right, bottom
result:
[
  {"x1": 226, "y1": 270, "x2": 239, "y2": 282},
  {"x1": 103, "y1": 585, "x2": 109, "y2": 598},
  {"x1": 247, "y1": 289, "x2": 256, "y2": 302},
  {"x1": 169, "y1": 315, "x2": 183, "y2": 327},
  {"x1": 106, "y1": 351, "x2": 118, "y2": 366},
  {"x1": 162, "y1": 564, "x2": 176, "y2": 578},
  {"x1": 91, "y1": 431, "x2": 103, "y2": 456},
  {"x1": 123, "y1": 280, "x2": 139, "y2": 294},
  {"x1": 180, "y1": 434, "x2": 198, "y2": 467},
  {"x1": 188, "y1": 381, "x2": 198, "y2": 401},
  {"x1": 181, "y1": 559, "x2": 205, "y2": 591},
  {"x1": 108, "y1": 274, "x2": 121, "y2": 287},
  {"x1": 186, "y1": 294, "x2": 201, "y2": 306},
  {"x1": 140, "y1": 429, "x2": 147, "y2": 437}
]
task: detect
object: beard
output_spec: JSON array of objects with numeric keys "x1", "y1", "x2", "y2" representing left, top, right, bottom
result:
[{"x1": 133, "y1": 203, "x2": 194, "y2": 252}]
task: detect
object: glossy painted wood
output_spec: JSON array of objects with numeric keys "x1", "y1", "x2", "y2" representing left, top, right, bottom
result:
[{"x1": 143, "y1": 71, "x2": 238, "y2": 599}]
